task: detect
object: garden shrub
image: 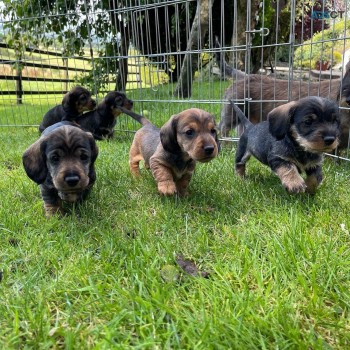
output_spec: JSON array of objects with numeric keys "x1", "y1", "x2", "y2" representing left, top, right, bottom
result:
[{"x1": 294, "y1": 19, "x2": 350, "y2": 69}]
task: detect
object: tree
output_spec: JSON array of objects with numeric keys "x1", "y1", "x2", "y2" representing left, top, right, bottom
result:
[
  {"x1": 295, "y1": 0, "x2": 331, "y2": 41},
  {"x1": 174, "y1": 0, "x2": 213, "y2": 98},
  {"x1": 0, "y1": 0, "x2": 308, "y2": 96}
]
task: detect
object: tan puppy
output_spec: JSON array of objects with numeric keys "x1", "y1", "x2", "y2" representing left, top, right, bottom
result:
[{"x1": 129, "y1": 108, "x2": 220, "y2": 196}]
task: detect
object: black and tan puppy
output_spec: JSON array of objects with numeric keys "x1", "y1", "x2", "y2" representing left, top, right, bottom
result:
[
  {"x1": 75, "y1": 91, "x2": 133, "y2": 140},
  {"x1": 219, "y1": 65, "x2": 350, "y2": 149},
  {"x1": 129, "y1": 108, "x2": 220, "y2": 196},
  {"x1": 23, "y1": 122, "x2": 99, "y2": 217},
  {"x1": 39, "y1": 86, "x2": 96, "y2": 133},
  {"x1": 232, "y1": 97, "x2": 340, "y2": 194}
]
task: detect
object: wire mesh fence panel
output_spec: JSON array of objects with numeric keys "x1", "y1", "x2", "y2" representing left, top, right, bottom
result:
[{"x1": 0, "y1": 1, "x2": 349, "y2": 156}]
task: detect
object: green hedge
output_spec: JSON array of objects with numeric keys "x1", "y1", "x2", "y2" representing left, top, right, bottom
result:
[{"x1": 294, "y1": 19, "x2": 350, "y2": 69}]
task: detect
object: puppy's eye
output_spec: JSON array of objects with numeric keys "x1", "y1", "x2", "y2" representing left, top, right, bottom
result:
[
  {"x1": 50, "y1": 154, "x2": 59, "y2": 162},
  {"x1": 332, "y1": 113, "x2": 339, "y2": 123},
  {"x1": 185, "y1": 129, "x2": 195, "y2": 136},
  {"x1": 303, "y1": 118, "x2": 313, "y2": 126},
  {"x1": 80, "y1": 154, "x2": 89, "y2": 161}
]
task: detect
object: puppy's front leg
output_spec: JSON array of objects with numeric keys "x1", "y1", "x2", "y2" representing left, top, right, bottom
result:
[
  {"x1": 150, "y1": 159, "x2": 177, "y2": 196},
  {"x1": 273, "y1": 163, "x2": 306, "y2": 194},
  {"x1": 176, "y1": 172, "x2": 194, "y2": 197},
  {"x1": 40, "y1": 185, "x2": 64, "y2": 217},
  {"x1": 305, "y1": 166, "x2": 323, "y2": 194}
]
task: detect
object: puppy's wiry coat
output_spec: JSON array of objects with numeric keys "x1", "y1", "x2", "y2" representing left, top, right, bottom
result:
[
  {"x1": 220, "y1": 68, "x2": 350, "y2": 149},
  {"x1": 75, "y1": 91, "x2": 133, "y2": 140},
  {"x1": 233, "y1": 96, "x2": 340, "y2": 193},
  {"x1": 23, "y1": 124, "x2": 98, "y2": 217},
  {"x1": 129, "y1": 108, "x2": 220, "y2": 196},
  {"x1": 39, "y1": 86, "x2": 96, "y2": 133}
]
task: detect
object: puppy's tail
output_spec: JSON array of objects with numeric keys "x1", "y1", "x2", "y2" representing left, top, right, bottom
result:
[
  {"x1": 229, "y1": 100, "x2": 252, "y2": 129},
  {"x1": 119, "y1": 107, "x2": 151, "y2": 126},
  {"x1": 214, "y1": 36, "x2": 246, "y2": 80}
]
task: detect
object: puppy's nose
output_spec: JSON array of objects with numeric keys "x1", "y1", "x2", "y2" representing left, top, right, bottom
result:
[
  {"x1": 64, "y1": 174, "x2": 80, "y2": 187},
  {"x1": 324, "y1": 136, "x2": 335, "y2": 146},
  {"x1": 204, "y1": 145, "x2": 215, "y2": 155}
]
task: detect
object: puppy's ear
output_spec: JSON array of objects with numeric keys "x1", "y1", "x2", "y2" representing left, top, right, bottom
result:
[
  {"x1": 62, "y1": 92, "x2": 71, "y2": 111},
  {"x1": 268, "y1": 101, "x2": 298, "y2": 140},
  {"x1": 209, "y1": 115, "x2": 221, "y2": 152},
  {"x1": 85, "y1": 132, "x2": 98, "y2": 183},
  {"x1": 160, "y1": 114, "x2": 181, "y2": 153},
  {"x1": 215, "y1": 128, "x2": 221, "y2": 152},
  {"x1": 22, "y1": 138, "x2": 48, "y2": 184},
  {"x1": 87, "y1": 132, "x2": 99, "y2": 163},
  {"x1": 345, "y1": 60, "x2": 350, "y2": 73}
]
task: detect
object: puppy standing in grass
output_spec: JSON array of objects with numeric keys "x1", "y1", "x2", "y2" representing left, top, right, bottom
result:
[
  {"x1": 232, "y1": 96, "x2": 340, "y2": 194},
  {"x1": 75, "y1": 91, "x2": 134, "y2": 140},
  {"x1": 39, "y1": 86, "x2": 96, "y2": 133},
  {"x1": 129, "y1": 108, "x2": 220, "y2": 196},
  {"x1": 23, "y1": 123, "x2": 98, "y2": 217}
]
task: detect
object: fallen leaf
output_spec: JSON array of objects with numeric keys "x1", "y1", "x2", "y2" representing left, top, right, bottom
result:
[{"x1": 175, "y1": 254, "x2": 210, "y2": 278}]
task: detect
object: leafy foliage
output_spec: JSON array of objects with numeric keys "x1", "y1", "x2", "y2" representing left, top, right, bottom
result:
[{"x1": 294, "y1": 19, "x2": 350, "y2": 69}]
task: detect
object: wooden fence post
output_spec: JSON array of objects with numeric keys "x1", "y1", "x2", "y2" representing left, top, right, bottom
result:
[{"x1": 16, "y1": 63, "x2": 23, "y2": 105}]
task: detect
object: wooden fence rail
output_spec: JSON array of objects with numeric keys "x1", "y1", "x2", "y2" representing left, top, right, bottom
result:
[{"x1": 0, "y1": 43, "x2": 142, "y2": 102}]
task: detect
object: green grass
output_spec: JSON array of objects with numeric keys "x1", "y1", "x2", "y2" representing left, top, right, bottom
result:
[{"x1": 1, "y1": 84, "x2": 350, "y2": 349}]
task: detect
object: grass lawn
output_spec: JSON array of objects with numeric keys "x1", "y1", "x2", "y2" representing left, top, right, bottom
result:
[{"x1": 1, "y1": 84, "x2": 350, "y2": 349}]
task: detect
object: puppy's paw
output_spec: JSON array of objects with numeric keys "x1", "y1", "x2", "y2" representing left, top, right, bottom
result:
[
  {"x1": 130, "y1": 167, "x2": 141, "y2": 177},
  {"x1": 44, "y1": 203, "x2": 65, "y2": 218},
  {"x1": 177, "y1": 188, "x2": 189, "y2": 197},
  {"x1": 305, "y1": 175, "x2": 321, "y2": 194},
  {"x1": 158, "y1": 180, "x2": 177, "y2": 196},
  {"x1": 284, "y1": 179, "x2": 307, "y2": 194},
  {"x1": 235, "y1": 164, "x2": 246, "y2": 178}
]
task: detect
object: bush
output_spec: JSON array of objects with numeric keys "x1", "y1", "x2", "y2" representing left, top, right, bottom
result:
[{"x1": 293, "y1": 19, "x2": 350, "y2": 69}]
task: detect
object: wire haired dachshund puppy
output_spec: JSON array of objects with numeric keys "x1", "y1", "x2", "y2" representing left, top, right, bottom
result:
[
  {"x1": 232, "y1": 96, "x2": 340, "y2": 194},
  {"x1": 39, "y1": 86, "x2": 96, "y2": 133},
  {"x1": 129, "y1": 108, "x2": 220, "y2": 196},
  {"x1": 219, "y1": 61, "x2": 350, "y2": 149},
  {"x1": 75, "y1": 91, "x2": 133, "y2": 140},
  {"x1": 23, "y1": 122, "x2": 99, "y2": 217}
]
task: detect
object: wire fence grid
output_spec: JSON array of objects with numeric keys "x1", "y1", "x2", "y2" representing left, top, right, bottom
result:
[{"x1": 0, "y1": 0, "x2": 349, "y2": 158}]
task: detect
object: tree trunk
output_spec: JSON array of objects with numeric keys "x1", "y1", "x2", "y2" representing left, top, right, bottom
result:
[
  {"x1": 230, "y1": 0, "x2": 259, "y2": 71},
  {"x1": 174, "y1": 0, "x2": 212, "y2": 98},
  {"x1": 16, "y1": 56, "x2": 23, "y2": 105},
  {"x1": 109, "y1": 0, "x2": 129, "y2": 91},
  {"x1": 115, "y1": 34, "x2": 129, "y2": 91}
]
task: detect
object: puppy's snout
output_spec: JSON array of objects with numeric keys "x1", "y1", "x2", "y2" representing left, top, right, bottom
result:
[
  {"x1": 204, "y1": 145, "x2": 215, "y2": 155},
  {"x1": 323, "y1": 135, "x2": 336, "y2": 146},
  {"x1": 64, "y1": 174, "x2": 80, "y2": 187}
]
